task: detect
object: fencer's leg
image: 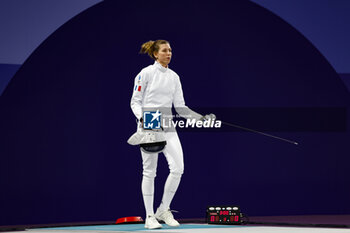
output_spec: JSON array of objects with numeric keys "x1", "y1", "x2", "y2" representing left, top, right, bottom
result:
[
  {"x1": 159, "y1": 132, "x2": 184, "y2": 211},
  {"x1": 158, "y1": 173, "x2": 182, "y2": 212},
  {"x1": 141, "y1": 151, "x2": 163, "y2": 229},
  {"x1": 141, "y1": 150, "x2": 158, "y2": 217}
]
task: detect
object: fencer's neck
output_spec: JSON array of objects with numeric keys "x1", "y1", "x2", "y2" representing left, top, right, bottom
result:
[{"x1": 154, "y1": 61, "x2": 168, "y2": 72}]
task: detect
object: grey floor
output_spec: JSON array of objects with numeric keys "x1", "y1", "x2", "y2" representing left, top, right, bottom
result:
[{"x1": 2, "y1": 215, "x2": 350, "y2": 233}]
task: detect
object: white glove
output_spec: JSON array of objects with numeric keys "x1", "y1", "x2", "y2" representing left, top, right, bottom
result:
[{"x1": 201, "y1": 113, "x2": 216, "y2": 122}]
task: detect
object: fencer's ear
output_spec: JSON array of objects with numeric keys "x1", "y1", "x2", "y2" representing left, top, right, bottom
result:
[{"x1": 153, "y1": 51, "x2": 158, "y2": 60}]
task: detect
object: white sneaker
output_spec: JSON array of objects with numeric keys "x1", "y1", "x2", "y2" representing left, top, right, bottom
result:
[
  {"x1": 145, "y1": 215, "x2": 162, "y2": 229},
  {"x1": 155, "y1": 208, "x2": 180, "y2": 227}
]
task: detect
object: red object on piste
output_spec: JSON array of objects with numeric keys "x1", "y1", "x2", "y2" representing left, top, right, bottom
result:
[{"x1": 115, "y1": 216, "x2": 143, "y2": 224}]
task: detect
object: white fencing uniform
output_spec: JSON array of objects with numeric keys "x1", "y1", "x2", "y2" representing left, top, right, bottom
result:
[{"x1": 130, "y1": 61, "x2": 202, "y2": 216}]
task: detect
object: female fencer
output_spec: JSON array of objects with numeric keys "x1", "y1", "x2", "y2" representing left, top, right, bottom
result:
[{"x1": 130, "y1": 40, "x2": 214, "y2": 229}]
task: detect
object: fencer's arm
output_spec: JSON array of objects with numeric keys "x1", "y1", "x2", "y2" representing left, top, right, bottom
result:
[
  {"x1": 130, "y1": 73, "x2": 147, "y2": 120},
  {"x1": 173, "y1": 75, "x2": 203, "y2": 120}
]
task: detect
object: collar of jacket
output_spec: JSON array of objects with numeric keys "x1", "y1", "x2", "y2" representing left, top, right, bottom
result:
[{"x1": 154, "y1": 61, "x2": 168, "y2": 72}]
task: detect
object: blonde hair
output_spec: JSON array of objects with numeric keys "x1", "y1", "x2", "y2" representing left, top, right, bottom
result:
[{"x1": 140, "y1": 40, "x2": 170, "y2": 60}]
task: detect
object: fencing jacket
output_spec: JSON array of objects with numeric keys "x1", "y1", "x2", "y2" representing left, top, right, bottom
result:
[{"x1": 130, "y1": 61, "x2": 202, "y2": 122}]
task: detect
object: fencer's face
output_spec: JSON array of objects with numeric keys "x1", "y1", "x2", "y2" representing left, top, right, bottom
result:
[{"x1": 154, "y1": 43, "x2": 172, "y2": 67}]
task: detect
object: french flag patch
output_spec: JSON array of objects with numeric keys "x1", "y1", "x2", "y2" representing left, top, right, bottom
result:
[
  {"x1": 135, "y1": 76, "x2": 142, "y2": 91},
  {"x1": 134, "y1": 85, "x2": 141, "y2": 91}
]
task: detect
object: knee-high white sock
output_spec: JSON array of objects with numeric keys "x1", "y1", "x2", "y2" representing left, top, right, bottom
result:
[
  {"x1": 158, "y1": 173, "x2": 181, "y2": 211},
  {"x1": 142, "y1": 176, "x2": 155, "y2": 216}
]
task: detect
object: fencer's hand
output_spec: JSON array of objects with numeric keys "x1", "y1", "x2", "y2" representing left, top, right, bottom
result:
[
  {"x1": 137, "y1": 117, "x2": 144, "y2": 131},
  {"x1": 201, "y1": 113, "x2": 216, "y2": 122}
]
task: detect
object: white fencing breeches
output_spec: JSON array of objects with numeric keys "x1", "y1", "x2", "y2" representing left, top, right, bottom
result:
[{"x1": 141, "y1": 132, "x2": 184, "y2": 216}]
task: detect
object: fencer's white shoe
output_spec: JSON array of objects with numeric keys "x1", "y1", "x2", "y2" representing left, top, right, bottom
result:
[
  {"x1": 145, "y1": 215, "x2": 162, "y2": 229},
  {"x1": 155, "y1": 208, "x2": 180, "y2": 227}
]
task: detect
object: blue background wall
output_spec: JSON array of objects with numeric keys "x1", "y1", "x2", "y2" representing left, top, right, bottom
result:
[
  {"x1": 1, "y1": 0, "x2": 350, "y2": 93},
  {"x1": 0, "y1": 0, "x2": 350, "y2": 226}
]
